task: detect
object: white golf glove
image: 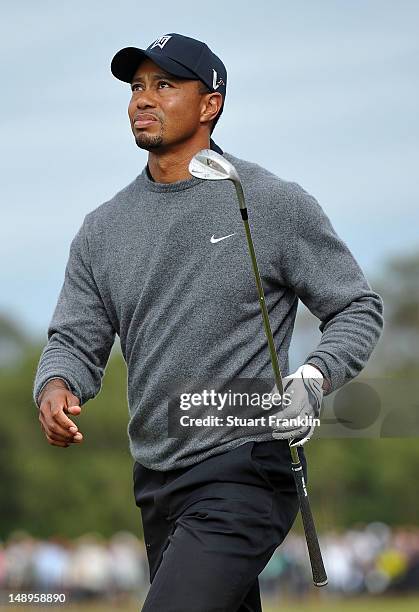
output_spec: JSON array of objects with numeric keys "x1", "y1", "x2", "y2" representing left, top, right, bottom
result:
[{"x1": 269, "y1": 364, "x2": 324, "y2": 447}]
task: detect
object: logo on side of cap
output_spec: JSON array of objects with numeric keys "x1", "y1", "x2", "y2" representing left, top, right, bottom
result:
[
  {"x1": 149, "y1": 35, "x2": 172, "y2": 50},
  {"x1": 212, "y1": 69, "x2": 225, "y2": 91}
]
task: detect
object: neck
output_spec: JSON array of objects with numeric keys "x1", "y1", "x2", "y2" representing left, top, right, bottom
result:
[{"x1": 147, "y1": 133, "x2": 211, "y2": 183}]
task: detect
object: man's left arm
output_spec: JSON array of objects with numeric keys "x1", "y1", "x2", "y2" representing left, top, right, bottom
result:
[{"x1": 281, "y1": 183, "x2": 384, "y2": 396}]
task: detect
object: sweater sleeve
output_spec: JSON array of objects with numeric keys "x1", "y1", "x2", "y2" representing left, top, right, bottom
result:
[
  {"x1": 281, "y1": 184, "x2": 384, "y2": 395},
  {"x1": 33, "y1": 216, "x2": 116, "y2": 407}
]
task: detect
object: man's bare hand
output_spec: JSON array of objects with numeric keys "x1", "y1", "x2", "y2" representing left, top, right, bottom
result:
[{"x1": 38, "y1": 380, "x2": 84, "y2": 448}]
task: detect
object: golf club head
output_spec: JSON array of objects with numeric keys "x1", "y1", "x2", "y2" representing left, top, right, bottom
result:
[
  {"x1": 188, "y1": 149, "x2": 241, "y2": 184},
  {"x1": 189, "y1": 149, "x2": 246, "y2": 210}
]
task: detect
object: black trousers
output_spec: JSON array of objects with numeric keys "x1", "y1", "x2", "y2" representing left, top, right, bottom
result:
[{"x1": 133, "y1": 440, "x2": 307, "y2": 612}]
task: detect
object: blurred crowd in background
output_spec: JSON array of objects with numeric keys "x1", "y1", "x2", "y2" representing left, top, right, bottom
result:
[{"x1": 1, "y1": 523, "x2": 418, "y2": 603}]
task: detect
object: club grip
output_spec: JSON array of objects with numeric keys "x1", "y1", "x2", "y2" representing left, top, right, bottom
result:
[{"x1": 291, "y1": 458, "x2": 328, "y2": 587}]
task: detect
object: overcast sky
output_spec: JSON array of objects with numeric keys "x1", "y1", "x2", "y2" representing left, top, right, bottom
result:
[{"x1": 1, "y1": 0, "x2": 418, "y2": 340}]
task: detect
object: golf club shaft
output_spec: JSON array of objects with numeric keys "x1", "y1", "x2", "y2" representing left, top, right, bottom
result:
[{"x1": 237, "y1": 188, "x2": 328, "y2": 587}]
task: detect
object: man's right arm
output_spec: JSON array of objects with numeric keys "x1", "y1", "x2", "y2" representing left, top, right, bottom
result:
[{"x1": 33, "y1": 215, "x2": 116, "y2": 410}]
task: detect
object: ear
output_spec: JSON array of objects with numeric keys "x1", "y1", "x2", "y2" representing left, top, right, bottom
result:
[{"x1": 200, "y1": 92, "x2": 223, "y2": 126}]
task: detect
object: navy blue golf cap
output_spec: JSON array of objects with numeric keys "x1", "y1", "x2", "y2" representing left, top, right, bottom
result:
[
  {"x1": 111, "y1": 33, "x2": 227, "y2": 97},
  {"x1": 111, "y1": 33, "x2": 227, "y2": 149}
]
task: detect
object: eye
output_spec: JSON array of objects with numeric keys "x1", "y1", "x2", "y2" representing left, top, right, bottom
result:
[
  {"x1": 131, "y1": 84, "x2": 143, "y2": 92},
  {"x1": 158, "y1": 80, "x2": 172, "y2": 88}
]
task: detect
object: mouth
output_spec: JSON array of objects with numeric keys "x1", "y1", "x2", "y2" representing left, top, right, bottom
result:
[{"x1": 133, "y1": 113, "x2": 159, "y2": 129}]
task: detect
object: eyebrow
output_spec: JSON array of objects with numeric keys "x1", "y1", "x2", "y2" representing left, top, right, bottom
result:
[{"x1": 131, "y1": 72, "x2": 182, "y2": 85}]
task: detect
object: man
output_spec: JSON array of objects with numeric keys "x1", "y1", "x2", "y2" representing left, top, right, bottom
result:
[{"x1": 34, "y1": 33, "x2": 384, "y2": 611}]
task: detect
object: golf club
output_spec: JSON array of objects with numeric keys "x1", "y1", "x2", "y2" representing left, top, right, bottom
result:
[{"x1": 189, "y1": 148, "x2": 328, "y2": 587}]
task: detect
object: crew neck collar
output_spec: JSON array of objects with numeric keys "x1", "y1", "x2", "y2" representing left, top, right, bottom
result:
[
  {"x1": 140, "y1": 167, "x2": 204, "y2": 193},
  {"x1": 139, "y1": 139, "x2": 226, "y2": 193}
]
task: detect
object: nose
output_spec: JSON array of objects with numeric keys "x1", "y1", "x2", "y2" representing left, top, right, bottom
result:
[{"x1": 135, "y1": 87, "x2": 158, "y2": 110}]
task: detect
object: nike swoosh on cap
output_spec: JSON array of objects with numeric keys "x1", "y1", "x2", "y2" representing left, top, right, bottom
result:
[{"x1": 210, "y1": 233, "x2": 236, "y2": 243}]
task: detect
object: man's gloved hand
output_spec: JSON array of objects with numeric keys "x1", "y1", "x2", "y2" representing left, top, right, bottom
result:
[{"x1": 269, "y1": 364, "x2": 324, "y2": 447}]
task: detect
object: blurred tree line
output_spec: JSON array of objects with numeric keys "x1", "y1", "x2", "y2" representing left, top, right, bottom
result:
[{"x1": 0, "y1": 251, "x2": 418, "y2": 540}]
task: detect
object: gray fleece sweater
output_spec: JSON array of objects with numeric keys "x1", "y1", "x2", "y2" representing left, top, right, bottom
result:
[{"x1": 33, "y1": 151, "x2": 384, "y2": 470}]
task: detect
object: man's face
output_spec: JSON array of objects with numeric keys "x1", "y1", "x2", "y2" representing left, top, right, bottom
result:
[{"x1": 128, "y1": 58, "x2": 208, "y2": 151}]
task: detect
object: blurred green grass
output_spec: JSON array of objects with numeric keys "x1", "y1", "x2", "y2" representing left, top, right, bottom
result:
[
  {"x1": 4, "y1": 596, "x2": 419, "y2": 611},
  {"x1": 264, "y1": 597, "x2": 419, "y2": 612}
]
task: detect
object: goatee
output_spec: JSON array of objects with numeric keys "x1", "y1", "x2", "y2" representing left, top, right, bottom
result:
[{"x1": 135, "y1": 133, "x2": 164, "y2": 150}]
